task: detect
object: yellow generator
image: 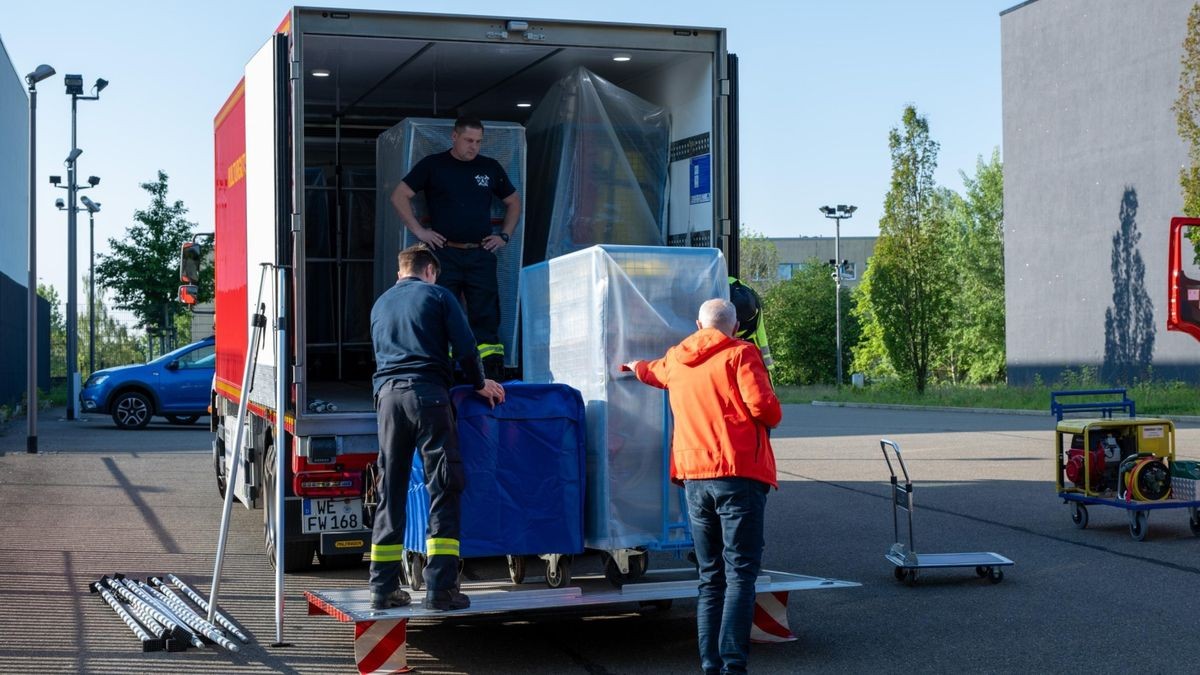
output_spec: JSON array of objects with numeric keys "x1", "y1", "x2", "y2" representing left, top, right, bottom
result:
[{"x1": 1052, "y1": 390, "x2": 1197, "y2": 541}]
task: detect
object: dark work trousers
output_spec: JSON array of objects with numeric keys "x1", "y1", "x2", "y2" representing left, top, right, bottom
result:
[
  {"x1": 435, "y1": 246, "x2": 502, "y2": 353},
  {"x1": 369, "y1": 378, "x2": 466, "y2": 596}
]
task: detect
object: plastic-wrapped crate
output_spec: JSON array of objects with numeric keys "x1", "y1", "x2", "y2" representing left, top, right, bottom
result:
[
  {"x1": 404, "y1": 383, "x2": 586, "y2": 557},
  {"x1": 520, "y1": 245, "x2": 728, "y2": 550},
  {"x1": 375, "y1": 118, "x2": 526, "y2": 367},
  {"x1": 524, "y1": 67, "x2": 669, "y2": 264}
]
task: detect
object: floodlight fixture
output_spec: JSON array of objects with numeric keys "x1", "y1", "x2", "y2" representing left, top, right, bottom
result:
[
  {"x1": 93, "y1": 78, "x2": 109, "y2": 93},
  {"x1": 55, "y1": 198, "x2": 64, "y2": 209},
  {"x1": 87, "y1": 175, "x2": 100, "y2": 187},
  {"x1": 81, "y1": 196, "x2": 100, "y2": 213},
  {"x1": 25, "y1": 64, "x2": 56, "y2": 86},
  {"x1": 49, "y1": 175, "x2": 61, "y2": 185},
  {"x1": 66, "y1": 148, "x2": 82, "y2": 163},
  {"x1": 64, "y1": 74, "x2": 84, "y2": 95},
  {"x1": 819, "y1": 205, "x2": 835, "y2": 215}
]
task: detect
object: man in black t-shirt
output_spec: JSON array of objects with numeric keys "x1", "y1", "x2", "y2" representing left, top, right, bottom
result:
[{"x1": 390, "y1": 117, "x2": 521, "y2": 379}]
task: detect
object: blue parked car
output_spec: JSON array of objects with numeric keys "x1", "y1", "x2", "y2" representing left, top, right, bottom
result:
[{"x1": 80, "y1": 336, "x2": 216, "y2": 429}]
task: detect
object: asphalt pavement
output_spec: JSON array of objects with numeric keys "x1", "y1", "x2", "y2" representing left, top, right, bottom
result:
[{"x1": 3, "y1": 405, "x2": 1200, "y2": 673}]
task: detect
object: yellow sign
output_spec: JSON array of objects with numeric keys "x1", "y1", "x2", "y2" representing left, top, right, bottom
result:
[
  {"x1": 336, "y1": 539, "x2": 364, "y2": 549},
  {"x1": 226, "y1": 153, "x2": 246, "y2": 188}
]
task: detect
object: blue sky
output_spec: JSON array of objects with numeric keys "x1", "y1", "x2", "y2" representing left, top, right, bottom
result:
[{"x1": 2, "y1": 0, "x2": 1013, "y2": 326}]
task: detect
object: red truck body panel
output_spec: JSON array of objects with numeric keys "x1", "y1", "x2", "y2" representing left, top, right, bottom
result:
[{"x1": 213, "y1": 80, "x2": 249, "y2": 401}]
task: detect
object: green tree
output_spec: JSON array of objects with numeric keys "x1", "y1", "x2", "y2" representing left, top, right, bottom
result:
[
  {"x1": 738, "y1": 227, "x2": 780, "y2": 294},
  {"x1": 95, "y1": 171, "x2": 210, "y2": 352},
  {"x1": 763, "y1": 258, "x2": 860, "y2": 385},
  {"x1": 1175, "y1": 2, "x2": 1200, "y2": 258},
  {"x1": 37, "y1": 283, "x2": 66, "y2": 378},
  {"x1": 849, "y1": 267, "x2": 895, "y2": 380},
  {"x1": 951, "y1": 149, "x2": 1006, "y2": 383},
  {"x1": 865, "y1": 105, "x2": 955, "y2": 393}
]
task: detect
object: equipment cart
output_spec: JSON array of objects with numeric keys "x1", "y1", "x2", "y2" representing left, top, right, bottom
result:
[
  {"x1": 1052, "y1": 389, "x2": 1200, "y2": 541},
  {"x1": 880, "y1": 439, "x2": 1013, "y2": 585}
]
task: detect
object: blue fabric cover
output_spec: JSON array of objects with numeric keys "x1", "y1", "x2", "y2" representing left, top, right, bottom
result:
[{"x1": 404, "y1": 382, "x2": 587, "y2": 557}]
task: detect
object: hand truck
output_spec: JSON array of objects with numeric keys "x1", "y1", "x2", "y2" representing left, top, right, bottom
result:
[{"x1": 880, "y1": 439, "x2": 1013, "y2": 585}]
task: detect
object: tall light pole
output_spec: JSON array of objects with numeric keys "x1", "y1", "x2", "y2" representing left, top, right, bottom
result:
[
  {"x1": 61, "y1": 74, "x2": 107, "y2": 420},
  {"x1": 25, "y1": 64, "x2": 55, "y2": 453},
  {"x1": 81, "y1": 196, "x2": 101, "y2": 375},
  {"x1": 819, "y1": 204, "x2": 857, "y2": 387}
]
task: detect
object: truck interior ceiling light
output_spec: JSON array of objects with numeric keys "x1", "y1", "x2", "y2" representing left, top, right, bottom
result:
[
  {"x1": 311, "y1": 69, "x2": 331, "y2": 77},
  {"x1": 612, "y1": 53, "x2": 632, "y2": 62},
  {"x1": 516, "y1": 102, "x2": 532, "y2": 108}
]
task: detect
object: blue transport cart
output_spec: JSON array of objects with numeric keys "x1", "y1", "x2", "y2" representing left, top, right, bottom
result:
[
  {"x1": 1052, "y1": 389, "x2": 1200, "y2": 541},
  {"x1": 403, "y1": 382, "x2": 587, "y2": 588}
]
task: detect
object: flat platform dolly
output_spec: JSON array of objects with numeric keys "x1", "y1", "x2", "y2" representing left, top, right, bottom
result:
[
  {"x1": 306, "y1": 567, "x2": 858, "y2": 674},
  {"x1": 880, "y1": 438, "x2": 1014, "y2": 586}
]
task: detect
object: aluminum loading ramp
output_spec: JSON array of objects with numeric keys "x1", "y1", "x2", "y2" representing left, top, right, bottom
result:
[{"x1": 306, "y1": 568, "x2": 858, "y2": 674}]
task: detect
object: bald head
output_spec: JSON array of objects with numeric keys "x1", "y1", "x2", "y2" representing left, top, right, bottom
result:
[{"x1": 698, "y1": 298, "x2": 738, "y2": 336}]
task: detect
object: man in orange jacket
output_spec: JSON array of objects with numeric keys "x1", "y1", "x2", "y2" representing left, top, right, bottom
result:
[{"x1": 623, "y1": 298, "x2": 781, "y2": 675}]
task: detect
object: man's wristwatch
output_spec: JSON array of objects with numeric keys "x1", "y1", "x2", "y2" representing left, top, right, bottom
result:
[{"x1": 497, "y1": 232, "x2": 510, "y2": 243}]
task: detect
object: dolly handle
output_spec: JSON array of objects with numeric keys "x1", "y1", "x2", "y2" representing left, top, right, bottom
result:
[{"x1": 880, "y1": 438, "x2": 910, "y2": 483}]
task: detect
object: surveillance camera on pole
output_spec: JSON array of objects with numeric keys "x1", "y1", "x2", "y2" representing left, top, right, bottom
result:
[
  {"x1": 819, "y1": 203, "x2": 857, "y2": 387},
  {"x1": 61, "y1": 72, "x2": 108, "y2": 420}
]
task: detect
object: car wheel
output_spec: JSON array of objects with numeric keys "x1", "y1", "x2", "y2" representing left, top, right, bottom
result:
[
  {"x1": 111, "y1": 391, "x2": 153, "y2": 429},
  {"x1": 264, "y1": 440, "x2": 316, "y2": 572},
  {"x1": 166, "y1": 415, "x2": 201, "y2": 425}
]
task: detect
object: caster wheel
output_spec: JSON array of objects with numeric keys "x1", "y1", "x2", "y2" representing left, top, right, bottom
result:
[
  {"x1": 1071, "y1": 503, "x2": 1088, "y2": 530},
  {"x1": 1190, "y1": 508, "x2": 1200, "y2": 537},
  {"x1": 1129, "y1": 511, "x2": 1148, "y2": 542},
  {"x1": 507, "y1": 555, "x2": 526, "y2": 585},
  {"x1": 989, "y1": 567, "x2": 1004, "y2": 584},
  {"x1": 894, "y1": 567, "x2": 908, "y2": 582},
  {"x1": 904, "y1": 569, "x2": 918, "y2": 587},
  {"x1": 546, "y1": 556, "x2": 572, "y2": 589},
  {"x1": 975, "y1": 566, "x2": 989, "y2": 578},
  {"x1": 406, "y1": 551, "x2": 426, "y2": 591}
]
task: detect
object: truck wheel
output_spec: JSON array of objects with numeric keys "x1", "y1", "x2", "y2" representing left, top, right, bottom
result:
[
  {"x1": 264, "y1": 441, "x2": 316, "y2": 572},
  {"x1": 111, "y1": 391, "x2": 153, "y2": 429}
]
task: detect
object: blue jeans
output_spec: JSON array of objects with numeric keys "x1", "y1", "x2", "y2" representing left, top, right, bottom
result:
[{"x1": 685, "y1": 477, "x2": 769, "y2": 675}]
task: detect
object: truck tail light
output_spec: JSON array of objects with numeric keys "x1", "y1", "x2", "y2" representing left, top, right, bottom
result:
[{"x1": 294, "y1": 471, "x2": 361, "y2": 498}]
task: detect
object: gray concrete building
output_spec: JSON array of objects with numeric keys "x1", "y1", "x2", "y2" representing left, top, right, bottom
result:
[
  {"x1": 0, "y1": 36, "x2": 50, "y2": 408},
  {"x1": 1002, "y1": 0, "x2": 1199, "y2": 384},
  {"x1": 768, "y1": 236, "x2": 876, "y2": 287}
]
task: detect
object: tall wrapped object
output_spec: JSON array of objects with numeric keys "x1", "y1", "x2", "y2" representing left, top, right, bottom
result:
[
  {"x1": 520, "y1": 245, "x2": 728, "y2": 551},
  {"x1": 524, "y1": 67, "x2": 669, "y2": 265},
  {"x1": 375, "y1": 118, "x2": 526, "y2": 367}
]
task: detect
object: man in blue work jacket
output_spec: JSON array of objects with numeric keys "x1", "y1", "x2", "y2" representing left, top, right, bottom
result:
[{"x1": 369, "y1": 244, "x2": 505, "y2": 611}]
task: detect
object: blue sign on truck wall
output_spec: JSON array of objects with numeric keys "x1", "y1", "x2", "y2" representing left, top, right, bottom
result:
[{"x1": 690, "y1": 154, "x2": 711, "y2": 204}]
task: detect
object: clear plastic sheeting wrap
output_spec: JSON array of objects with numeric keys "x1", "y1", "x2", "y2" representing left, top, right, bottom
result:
[
  {"x1": 375, "y1": 118, "x2": 526, "y2": 367},
  {"x1": 524, "y1": 67, "x2": 669, "y2": 264},
  {"x1": 520, "y1": 245, "x2": 729, "y2": 551}
]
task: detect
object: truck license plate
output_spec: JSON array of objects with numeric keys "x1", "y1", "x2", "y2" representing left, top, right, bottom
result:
[{"x1": 301, "y1": 498, "x2": 363, "y2": 534}]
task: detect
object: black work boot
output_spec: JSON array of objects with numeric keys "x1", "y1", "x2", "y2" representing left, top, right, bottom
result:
[
  {"x1": 424, "y1": 587, "x2": 471, "y2": 611},
  {"x1": 370, "y1": 588, "x2": 412, "y2": 609}
]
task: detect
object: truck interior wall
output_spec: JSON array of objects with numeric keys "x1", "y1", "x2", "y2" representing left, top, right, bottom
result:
[{"x1": 296, "y1": 33, "x2": 717, "y2": 412}]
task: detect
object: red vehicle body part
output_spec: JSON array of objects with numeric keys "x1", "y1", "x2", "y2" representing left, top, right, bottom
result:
[
  {"x1": 213, "y1": 79, "x2": 249, "y2": 400},
  {"x1": 1167, "y1": 217, "x2": 1200, "y2": 342}
]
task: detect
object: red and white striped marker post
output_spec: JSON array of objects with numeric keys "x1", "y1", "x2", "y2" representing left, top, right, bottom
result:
[
  {"x1": 750, "y1": 591, "x2": 795, "y2": 643},
  {"x1": 354, "y1": 618, "x2": 411, "y2": 674}
]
